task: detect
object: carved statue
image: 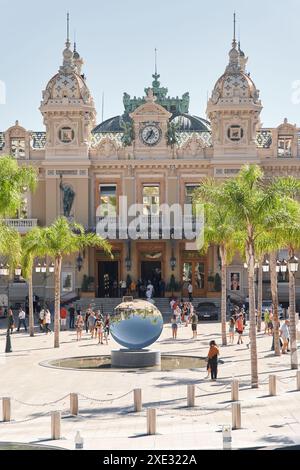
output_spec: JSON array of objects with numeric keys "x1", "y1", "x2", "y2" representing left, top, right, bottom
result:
[
  {"x1": 121, "y1": 119, "x2": 134, "y2": 147},
  {"x1": 167, "y1": 121, "x2": 180, "y2": 147},
  {"x1": 60, "y1": 183, "x2": 75, "y2": 217}
]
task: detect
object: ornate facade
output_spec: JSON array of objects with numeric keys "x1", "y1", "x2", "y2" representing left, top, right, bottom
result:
[{"x1": 1, "y1": 28, "x2": 299, "y2": 301}]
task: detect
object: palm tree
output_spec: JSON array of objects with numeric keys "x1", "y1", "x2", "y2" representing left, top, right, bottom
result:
[
  {"x1": 0, "y1": 156, "x2": 37, "y2": 217},
  {"x1": 216, "y1": 165, "x2": 295, "y2": 388},
  {"x1": 24, "y1": 217, "x2": 111, "y2": 348},
  {"x1": 194, "y1": 182, "x2": 236, "y2": 346},
  {"x1": 21, "y1": 229, "x2": 45, "y2": 337}
]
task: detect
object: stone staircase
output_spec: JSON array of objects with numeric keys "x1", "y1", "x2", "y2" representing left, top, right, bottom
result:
[{"x1": 75, "y1": 297, "x2": 221, "y2": 323}]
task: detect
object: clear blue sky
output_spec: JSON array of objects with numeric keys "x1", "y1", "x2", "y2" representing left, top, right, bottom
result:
[{"x1": 0, "y1": 0, "x2": 300, "y2": 130}]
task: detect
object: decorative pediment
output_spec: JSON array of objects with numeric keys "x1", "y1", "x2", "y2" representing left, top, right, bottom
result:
[
  {"x1": 277, "y1": 118, "x2": 297, "y2": 135},
  {"x1": 6, "y1": 121, "x2": 27, "y2": 138},
  {"x1": 130, "y1": 88, "x2": 172, "y2": 120},
  {"x1": 94, "y1": 137, "x2": 119, "y2": 157}
]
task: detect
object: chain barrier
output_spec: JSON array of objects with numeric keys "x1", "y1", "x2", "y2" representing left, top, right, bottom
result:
[
  {"x1": 11, "y1": 394, "x2": 70, "y2": 408},
  {"x1": 78, "y1": 390, "x2": 134, "y2": 403}
]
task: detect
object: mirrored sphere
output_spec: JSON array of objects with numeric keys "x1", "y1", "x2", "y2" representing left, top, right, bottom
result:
[{"x1": 110, "y1": 300, "x2": 163, "y2": 350}]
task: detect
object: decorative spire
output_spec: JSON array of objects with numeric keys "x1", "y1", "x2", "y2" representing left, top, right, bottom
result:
[
  {"x1": 232, "y1": 12, "x2": 237, "y2": 48},
  {"x1": 60, "y1": 12, "x2": 75, "y2": 74},
  {"x1": 226, "y1": 12, "x2": 240, "y2": 72},
  {"x1": 152, "y1": 48, "x2": 160, "y2": 88}
]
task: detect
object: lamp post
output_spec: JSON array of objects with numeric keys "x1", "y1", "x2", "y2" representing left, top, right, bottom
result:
[
  {"x1": 288, "y1": 254, "x2": 299, "y2": 370},
  {"x1": 35, "y1": 261, "x2": 54, "y2": 309},
  {"x1": 76, "y1": 253, "x2": 83, "y2": 298}
]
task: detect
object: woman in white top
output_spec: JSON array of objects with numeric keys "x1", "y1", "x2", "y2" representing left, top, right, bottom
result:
[{"x1": 44, "y1": 309, "x2": 52, "y2": 334}]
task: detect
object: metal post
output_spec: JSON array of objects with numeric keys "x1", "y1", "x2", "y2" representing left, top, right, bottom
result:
[
  {"x1": 187, "y1": 385, "x2": 195, "y2": 407},
  {"x1": 147, "y1": 409, "x2": 157, "y2": 435},
  {"x1": 269, "y1": 375, "x2": 277, "y2": 396},
  {"x1": 2, "y1": 398, "x2": 11, "y2": 422},
  {"x1": 133, "y1": 389, "x2": 142, "y2": 412},
  {"x1": 232, "y1": 402, "x2": 241, "y2": 430}
]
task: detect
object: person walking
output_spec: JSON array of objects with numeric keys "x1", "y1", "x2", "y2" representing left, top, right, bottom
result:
[
  {"x1": 39, "y1": 308, "x2": 45, "y2": 332},
  {"x1": 88, "y1": 310, "x2": 96, "y2": 339},
  {"x1": 85, "y1": 306, "x2": 92, "y2": 334},
  {"x1": 188, "y1": 282, "x2": 193, "y2": 302},
  {"x1": 17, "y1": 307, "x2": 27, "y2": 332},
  {"x1": 75, "y1": 313, "x2": 84, "y2": 341},
  {"x1": 95, "y1": 315, "x2": 104, "y2": 344},
  {"x1": 68, "y1": 304, "x2": 76, "y2": 329},
  {"x1": 280, "y1": 319, "x2": 290, "y2": 354},
  {"x1": 207, "y1": 340, "x2": 220, "y2": 381},
  {"x1": 104, "y1": 314, "x2": 110, "y2": 339},
  {"x1": 44, "y1": 308, "x2": 52, "y2": 334},
  {"x1": 60, "y1": 306, "x2": 67, "y2": 331},
  {"x1": 171, "y1": 314, "x2": 178, "y2": 339},
  {"x1": 228, "y1": 317, "x2": 235, "y2": 344},
  {"x1": 190, "y1": 309, "x2": 198, "y2": 339},
  {"x1": 235, "y1": 314, "x2": 244, "y2": 345},
  {"x1": 7, "y1": 309, "x2": 15, "y2": 334}
]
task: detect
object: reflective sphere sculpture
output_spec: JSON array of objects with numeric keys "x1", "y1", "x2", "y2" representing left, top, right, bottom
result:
[{"x1": 110, "y1": 300, "x2": 163, "y2": 350}]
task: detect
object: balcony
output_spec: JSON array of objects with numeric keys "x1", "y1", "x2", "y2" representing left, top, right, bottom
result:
[{"x1": 3, "y1": 219, "x2": 38, "y2": 233}]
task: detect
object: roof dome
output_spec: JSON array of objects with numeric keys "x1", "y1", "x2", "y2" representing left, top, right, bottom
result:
[
  {"x1": 171, "y1": 113, "x2": 211, "y2": 132},
  {"x1": 42, "y1": 40, "x2": 93, "y2": 106},
  {"x1": 93, "y1": 115, "x2": 130, "y2": 134},
  {"x1": 209, "y1": 41, "x2": 260, "y2": 106}
]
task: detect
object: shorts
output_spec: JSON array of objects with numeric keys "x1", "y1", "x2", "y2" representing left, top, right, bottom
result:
[
  {"x1": 172, "y1": 323, "x2": 178, "y2": 329},
  {"x1": 237, "y1": 329, "x2": 243, "y2": 335},
  {"x1": 192, "y1": 324, "x2": 197, "y2": 332},
  {"x1": 60, "y1": 319, "x2": 67, "y2": 326}
]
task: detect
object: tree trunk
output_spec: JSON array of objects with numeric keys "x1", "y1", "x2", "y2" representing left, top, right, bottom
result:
[
  {"x1": 257, "y1": 263, "x2": 263, "y2": 332},
  {"x1": 289, "y1": 248, "x2": 298, "y2": 370},
  {"x1": 28, "y1": 273, "x2": 34, "y2": 337},
  {"x1": 220, "y1": 246, "x2": 227, "y2": 346},
  {"x1": 54, "y1": 256, "x2": 62, "y2": 349},
  {"x1": 247, "y1": 240, "x2": 259, "y2": 388},
  {"x1": 270, "y1": 252, "x2": 281, "y2": 356}
]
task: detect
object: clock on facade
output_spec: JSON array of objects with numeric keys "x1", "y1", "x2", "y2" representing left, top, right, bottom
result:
[
  {"x1": 140, "y1": 123, "x2": 162, "y2": 146},
  {"x1": 59, "y1": 127, "x2": 75, "y2": 144},
  {"x1": 228, "y1": 125, "x2": 244, "y2": 142}
]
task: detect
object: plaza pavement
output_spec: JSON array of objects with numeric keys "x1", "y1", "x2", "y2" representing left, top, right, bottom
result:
[{"x1": 0, "y1": 318, "x2": 300, "y2": 450}]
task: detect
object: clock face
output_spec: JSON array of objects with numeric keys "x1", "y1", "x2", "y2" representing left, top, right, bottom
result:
[{"x1": 140, "y1": 124, "x2": 162, "y2": 146}]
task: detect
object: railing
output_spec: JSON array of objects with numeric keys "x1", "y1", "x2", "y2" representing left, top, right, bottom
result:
[{"x1": 3, "y1": 219, "x2": 38, "y2": 233}]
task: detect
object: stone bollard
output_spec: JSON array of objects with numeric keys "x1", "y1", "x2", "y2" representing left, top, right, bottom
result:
[
  {"x1": 133, "y1": 389, "x2": 142, "y2": 412},
  {"x1": 187, "y1": 385, "x2": 195, "y2": 408},
  {"x1": 232, "y1": 402, "x2": 241, "y2": 430},
  {"x1": 147, "y1": 409, "x2": 157, "y2": 435},
  {"x1": 222, "y1": 425, "x2": 232, "y2": 450},
  {"x1": 2, "y1": 398, "x2": 11, "y2": 422},
  {"x1": 297, "y1": 371, "x2": 300, "y2": 391},
  {"x1": 51, "y1": 411, "x2": 61, "y2": 440},
  {"x1": 269, "y1": 375, "x2": 277, "y2": 396},
  {"x1": 70, "y1": 393, "x2": 79, "y2": 416},
  {"x1": 231, "y1": 380, "x2": 239, "y2": 402}
]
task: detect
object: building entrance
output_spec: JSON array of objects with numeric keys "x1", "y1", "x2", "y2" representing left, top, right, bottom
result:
[
  {"x1": 141, "y1": 261, "x2": 162, "y2": 297},
  {"x1": 98, "y1": 261, "x2": 119, "y2": 297}
]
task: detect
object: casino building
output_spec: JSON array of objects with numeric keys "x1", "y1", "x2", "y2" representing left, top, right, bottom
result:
[{"x1": 1, "y1": 24, "x2": 300, "y2": 303}]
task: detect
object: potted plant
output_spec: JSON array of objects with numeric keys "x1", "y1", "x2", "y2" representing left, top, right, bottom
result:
[{"x1": 81, "y1": 275, "x2": 95, "y2": 298}]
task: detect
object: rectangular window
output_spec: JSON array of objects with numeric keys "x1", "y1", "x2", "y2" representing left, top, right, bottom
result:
[
  {"x1": 278, "y1": 136, "x2": 293, "y2": 158},
  {"x1": 11, "y1": 139, "x2": 25, "y2": 159},
  {"x1": 185, "y1": 185, "x2": 200, "y2": 205},
  {"x1": 142, "y1": 185, "x2": 160, "y2": 215},
  {"x1": 99, "y1": 185, "x2": 117, "y2": 217}
]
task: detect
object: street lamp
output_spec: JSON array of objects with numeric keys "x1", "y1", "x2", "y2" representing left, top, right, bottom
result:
[
  {"x1": 15, "y1": 267, "x2": 22, "y2": 277},
  {"x1": 288, "y1": 255, "x2": 299, "y2": 273},
  {"x1": 276, "y1": 260, "x2": 281, "y2": 273},
  {"x1": 0, "y1": 264, "x2": 9, "y2": 276},
  {"x1": 262, "y1": 259, "x2": 270, "y2": 273},
  {"x1": 76, "y1": 254, "x2": 83, "y2": 272},
  {"x1": 280, "y1": 259, "x2": 288, "y2": 274}
]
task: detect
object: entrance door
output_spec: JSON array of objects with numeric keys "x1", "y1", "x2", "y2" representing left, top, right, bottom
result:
[
  {"x1": 98, "y1": 261, "x2": 119, "y2": 297},
  {"x1": 141, "y1": 261, "x2": 161, "y2": 297},
  {"x1": 182, "y1": 261, "x2": 206, "y2": 297}
]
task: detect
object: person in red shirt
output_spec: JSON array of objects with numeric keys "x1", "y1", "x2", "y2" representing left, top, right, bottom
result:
[
  {"x1": 235, "y1": 314, "x2": 244, "y2": 345},
  {"x1": 60, "y1": 306, "x2": 68, "y2": 331}
]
